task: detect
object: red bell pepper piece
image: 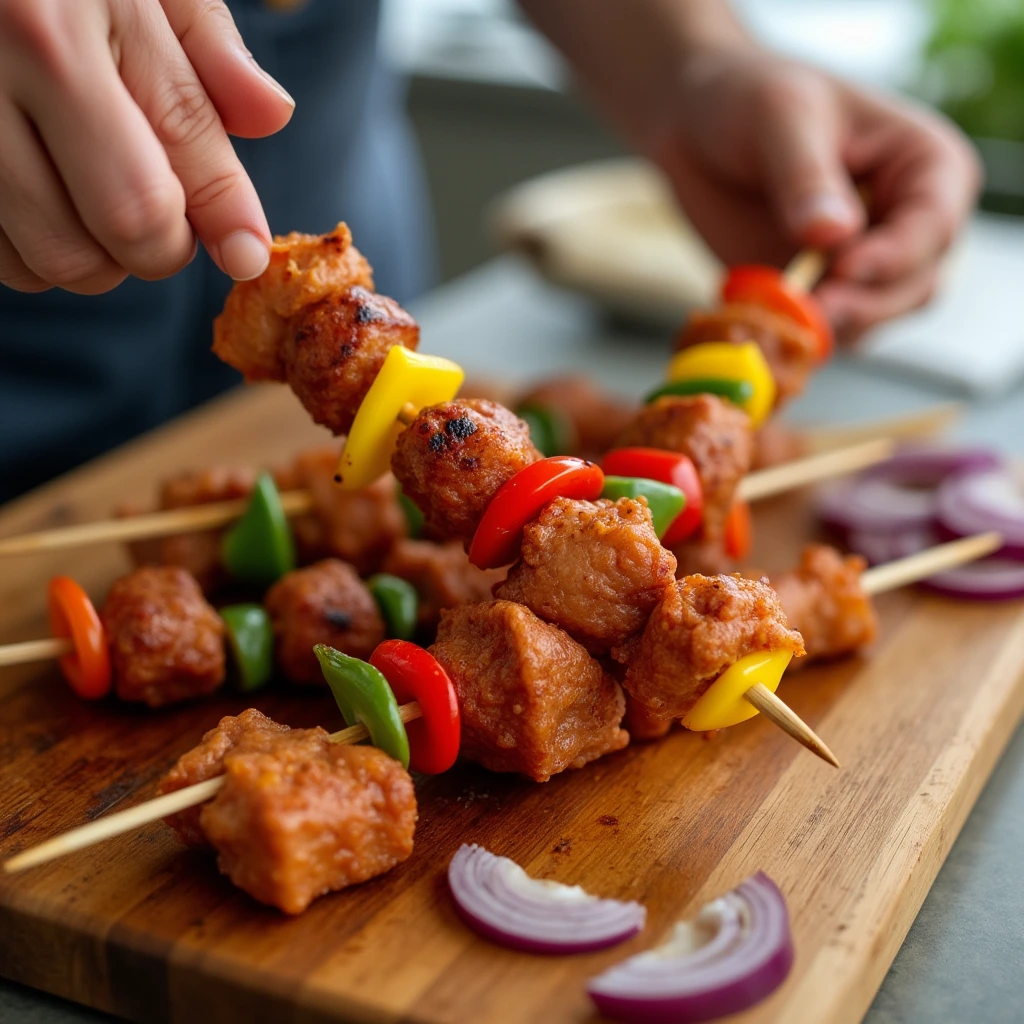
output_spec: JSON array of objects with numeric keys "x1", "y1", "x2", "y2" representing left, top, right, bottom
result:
[
  {"x1": 601, "y1": 448, "x2": 704, "y2": 546},
  {"x1": 468, "y1": 456, "x2": 605, "y2": 570},
  {"x1": 723, "y1": 499, "x2": 753, "y2": 561},
  {"x1": 46, "y1": 576, "x2": 111, "y2": 700},
  {"x1": 370, "y1": 640, "x2": 461, "y2": 774},
  {"x1": 722, "y1": 265, "x2": 833, "y2": 360}
]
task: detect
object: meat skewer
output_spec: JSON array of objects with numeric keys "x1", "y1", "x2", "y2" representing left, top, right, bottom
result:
[{"x1": 1, "y1": 532, "x2": 1004, "y2": 881}]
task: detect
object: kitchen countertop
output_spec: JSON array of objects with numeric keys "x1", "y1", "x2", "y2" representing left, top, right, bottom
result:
[{"x1": 3, "y1": 255, "x2": 1023, "y2": 1023}]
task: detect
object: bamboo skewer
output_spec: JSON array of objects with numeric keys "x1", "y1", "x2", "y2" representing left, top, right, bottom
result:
[
  {"x1": 783, "y1": 249, "x2": 828, "y2": 292},
  {"x1": 803, "y1": 402, "x2": 964, "y2": 455},
  {"x1": 860, "y1": 532, "x2": 1003, "y2": 597},
  {"x1": 743, "y1": 683, "x2": 839, "y2": 767},
  {"x1": 0, "y1": 637, "x2": 72, "y2": 667}
]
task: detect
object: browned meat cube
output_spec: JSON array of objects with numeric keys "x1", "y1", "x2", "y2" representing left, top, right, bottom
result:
[
  {"x1": 160, "y1": 710, "x2": 416, "y2": 915},
  {"x1": 614, "y1": 394, "x2": 753, "y2": 540},
  {"x1": 495, "y1": 497, "x2": 676, "y2": 654},
  {"x1": 769, "y1": 545, "x2": 878, "y2": 661},
  {"x1": 429, "y1": 601, "x2": 629, "y2": 782},
  {"x1": 752, "y1": 420, "x2": 806, "y2": 469},
  {"x1": 623, "y1": 574, "x2": 805, "y2": 719},
  {"x1": 264, "y1": 559, "x2": 384, "y2": 684},
  {"x1": 675, "y1": 303, "x2": 818, "y2": 407},
  {"x1": 624, "y1": 692, "x2": 673, "y2": 741},
  {"x1": 122, "y1": 466, "x2": 257, "y2": 592},
  {"x1": 274, "y1": 448, "x2": 406, "y2": 574},
  {"x1": 671, "y1": 534, "x2": 736, "y2": 578},
  {"x1": 101, "y1": 566, "x2": 225, "y2": 708},
  {"x1": 515, "y1": 375, "x2": 637, "y2": 457},
  {"x1": 391, "y1": 399, "x2": 541, "y2": 544},
  {"x1": 212, "y1": 223, "x2": 375, "y2": 383},
  {"x1": 382, "y1": 538, "x2": 506, "y2": 631}
]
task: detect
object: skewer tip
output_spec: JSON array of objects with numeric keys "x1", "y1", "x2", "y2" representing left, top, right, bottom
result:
[{"x1": 744, "y1": 683, "x2": 841, "y2": 768}]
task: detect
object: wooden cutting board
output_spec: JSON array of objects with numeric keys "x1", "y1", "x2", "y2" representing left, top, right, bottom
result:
[{"x1": 1, "y1": 383, "x2": 1023, "y2": 1024}]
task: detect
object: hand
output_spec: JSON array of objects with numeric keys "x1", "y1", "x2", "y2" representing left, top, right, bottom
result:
[
  {"x1": 651, "y1": 49, "x2": 981, "y2": 340},
  {"x1": 0, "y1": 0, "x2": 294, "y2": 295}
]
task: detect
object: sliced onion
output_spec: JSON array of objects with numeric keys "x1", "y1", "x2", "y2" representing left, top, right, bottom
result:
[
  {"x1": 448, "y1": 844, "x2": 646, "y2": 954},
  {"x1": 816, "y1": 448, "x2": 1002, "y2": 535},
  {"x1": 937, "y1": 467, "x2": 1024, "y2": 559},
  {"x1": 587, "y1": 872, "x2": 793, "y2": 1023},
  {"x1": 846, "y1": 526, "x2": 938, "y2": 566}
]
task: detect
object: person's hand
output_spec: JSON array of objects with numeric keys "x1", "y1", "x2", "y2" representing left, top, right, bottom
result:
[
  {"x1": 651, "y1": 49, "x2": 981, "y2": 340},
  {"x1": 0, "y1": 0, "x2": 294, "y2": 295}
]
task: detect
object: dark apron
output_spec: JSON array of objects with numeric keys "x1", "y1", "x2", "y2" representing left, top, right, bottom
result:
[{"x1": 0, "y1": 0, "x2": 434, "y2": 502}]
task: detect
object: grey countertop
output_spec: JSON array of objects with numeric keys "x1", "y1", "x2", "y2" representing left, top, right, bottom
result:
[{"x1": 4, "y1": 255, "x2": 1023, "y2": 1022}]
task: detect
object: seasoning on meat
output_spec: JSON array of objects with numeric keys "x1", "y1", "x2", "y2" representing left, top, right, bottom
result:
[
  {"x1": 769, "y1": 545, "x2": 879, "y2": 661},
  {"x1": 429, "y1": 600, "x2": 629, "y2": 782},
  {"x1": 391, "y1": 399, "x2": 541, "y2": 543},
  {"x1": 274, "y1": 448, "x2": 406, "y2": 573},
  {"x1": 382, "y1": 537, "x2": 506, "y2": 632},
  {"x1": 101, "y1": 566, "x2": 225, "y2": 707},
  {"x1": 283, "y1": 287, "x2": 420, "y2": 436},
  {"x1": 675, "y1": 303, "x2": 818, "y2": 407},
  {"x1": 622, "y1": 574, "x2": 805, "y2": 719},
  {"x1": 495, "y1": 497, "x2": 676, "y2": 654},
  {"x1": 212, "y1": 223, "x2": 374, "y2": 382},
  {"x1": 122, "y1": 466, "x2": 257, "y2": 592},
  {"x1": 264, "y1": 559, "x2": 384, "y2": 684},
  {"x1": 160, "y1": 709, "x2": 416, "y2": 914},
  {"x1": 614, "y1": 394, "x2": 753, "y2": 541}
]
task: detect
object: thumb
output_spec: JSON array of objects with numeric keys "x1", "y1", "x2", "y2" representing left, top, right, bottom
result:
[
  {"x1": 160, "y1": 0, "x2": 295, "y2": 139},
  {"x1": 757, "y1": 70, "x2": 863, "y2": 248}
]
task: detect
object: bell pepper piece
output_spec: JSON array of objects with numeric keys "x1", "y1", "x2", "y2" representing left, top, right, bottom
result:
[
  {"x1": 722, "y1": 264, "x2": 833, "y2": 360},
  {"x1": 665, "y1": 342, "x2": 776, "y2": 427},
  {"x1": 514, "y1": 402, "x2": 575, "y2": 457},
  {"x1": 398, "y1": 487, "x2": 425, "y2": 539},
  {"x1": 368, "y1": 573, "x2": 419, "y2": 641},
  {"x1": 468, "y1": 456, "x2": 605, "y2": 570},
  {"x1": 644, "y1": 376, "x2": 755, "y2": 408},
  {"x1": 723, "y1": 499, "x2": 753, "y2": 561},
  {"x1": 370, "y1": 639, "x2": 460, "y2": 774},
  {"x1": 314, "y1": 644, "x2": 411, "y2": 768},
  {"x1": 601, "y1": 448, "x2": 704, "y2": 546},
  {"x1": 46, "y1": 576, "x2": 111, "y2": 700},
  {"x1": 600, "y1": 476, "x2": 685, "y2": 540},
  {"x1": 682, "y1": 648, "x2": 794, "y2": 732},
  {"x1": 220, "y1": 603, "x2": 274, "y2": 692},
  {"x1": 335, "y1": 346, "x2": 465, "y2": 491},
  {"x1": 221, "y1": 472, "x2": 296, "y2": 586}
]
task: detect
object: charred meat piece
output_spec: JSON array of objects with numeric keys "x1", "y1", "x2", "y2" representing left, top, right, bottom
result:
[
  {"x1": 161, "y1": 710, "x2": 416, "y2": 914},
  {"x1": 265, "y1": 559, "x2": 384, "y2": 684},
  {"x1": 675, "y1": 303, "x2": 818, "y2": 407},
  {"x1": 622, "y1": 574, "x2": 804, "y2": 720},
  {"x1": 614, "y1": 394, "x2": 753, "y2": 541},
  {"x1": 495, "y1": 497, "x2": 676, "y2": 654},
  {"x1": 430, "y1": 600, "x2": 629, "y2": 782},
  {"x1": 391, "y1": 399, "x2": 541, "y2": 544},
  {"x1": 282, "y1": 287, "x2": 419, "y2": 436},
  {"x1": 274, "y1": 449, "x2": 406, "y2": 573},
  {"x1": 769, "y1": 545, "x2": 878, "y2": 661},
  {"x1": 213, "y1": 223, "x2": 375, "y2": 382},
  {"x1": 101, "y1": 566, "x2": 225, "y2": 707},
  {"x1": 382, "y1": 538, "x2": 506, "y2": 632}
]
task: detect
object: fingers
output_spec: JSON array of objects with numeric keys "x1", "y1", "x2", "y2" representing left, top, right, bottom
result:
[
  {"x1": 755, "y1": 65, "x2": 865, "y2": 249},
  {"x1": 159, "y1": 0, "x2": 294, "y2": 138},
  {"x1": 0, "y1": 228, "x2": 50, "y2": 293}
]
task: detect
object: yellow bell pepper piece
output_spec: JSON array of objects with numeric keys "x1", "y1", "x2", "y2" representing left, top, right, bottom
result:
[
  {"x1": 681, "y1": 648, "x2": 793, "y2": 732},
  {"x1": 665, "y1": 342, "x2": 776, "y2": 427},
  {"x1": 335, "y1": 346, "x2": 464, "y2": 491}
]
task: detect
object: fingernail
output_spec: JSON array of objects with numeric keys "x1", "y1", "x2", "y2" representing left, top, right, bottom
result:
[
  {"x1": 250, "y1": 56, "x2": 295, "y2": 108},
  {"x1": 218, "y1": 231, "x2": 270, "y2": 281},
  {"x1": 791, "y1": 193, "x2": 857, "y2": 231}
]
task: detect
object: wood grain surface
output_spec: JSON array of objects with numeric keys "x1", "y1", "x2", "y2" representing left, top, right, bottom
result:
[{"x1": 1, "y1": 382, "x2": 1023, "y2": 1024}]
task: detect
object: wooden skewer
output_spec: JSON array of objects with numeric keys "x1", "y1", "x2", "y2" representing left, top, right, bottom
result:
[
  {"x1": 396, "y1": 403, "x2": 418, "y2": 427},
  {"x1": 743, "y1": 683, "x2": 839, "y2": 767},
  {"x1": 783, "y1": 249, "x2": 828, "y2": 293},
  {"x1": 803, "y1": 402, "x2": 964, "y2": 455},
  {"x1": 2, "y1": 701, "x2": 424, "y2": 874},
  {"x1": 860, "y1": 532, "x2": 1003, "y2": 597},
  {"x1": 0, "y1": 637, "x2": 72, "y2": 667}
]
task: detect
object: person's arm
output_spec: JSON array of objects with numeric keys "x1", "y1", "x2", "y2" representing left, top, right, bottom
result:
[
  {"x1": 0, "y1": 0, "x2": 294, "y2": 295},
  {"x1": 519, "y1": 0, "x2": 980, "y2": 339}
]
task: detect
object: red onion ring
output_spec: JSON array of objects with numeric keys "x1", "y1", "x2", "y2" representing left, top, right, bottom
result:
[
  {"x1": 587, "y1": 872, "x2": 793, "y2": 1023},
  {"x1": 447, "y1": 844, "x2": 646, "y2": 954},
  {"x1": 937, "y1": 467, "x2": 1024, "y2": 559}
]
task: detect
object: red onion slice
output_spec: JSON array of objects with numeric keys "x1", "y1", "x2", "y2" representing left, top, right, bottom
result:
[
  {"x1": 448, "y1": 844, "x2": 646, "y2": 954},
  {"x1": 587, "y1": 872, "x2": 793, "y2": 1023},
  {"x1": 921, "y1": 558, "x2": 1024, "y2": 601},
  {"x1": 938, "y1": 467, "x2": 1024, "y2": 558}
]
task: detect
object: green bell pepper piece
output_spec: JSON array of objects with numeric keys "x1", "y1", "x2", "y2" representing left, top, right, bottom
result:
[
  {"x1": 221, "y1": 472, "x2": 296, "y2": 586},
  {"x1": 398, "y1": 488, "x2": 425, "y2": 539},
  {"x1": 368, "y1": 574, "x2": 419, "y2": 641},
  {"x1": 600, "y1": 476, "x2": 686, "y2": 539},
  {"x1": 644, "y1": 376, "x2": 755, "y2": 408},
  {"x1": 314, "y1": 644, "x2": 410, "y2": 768},
  {"x1": 514, "y1": 402, "x2": 574, "y2": 457},
  {"x1": 220, "y1": 603, "x2": 274, "y2": 692}
]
